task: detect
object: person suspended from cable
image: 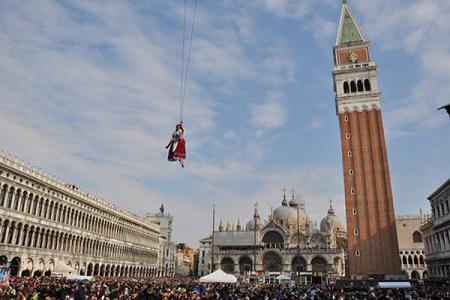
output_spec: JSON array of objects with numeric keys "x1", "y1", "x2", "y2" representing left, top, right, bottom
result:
[
  {"x1": 165, "y1": 122, "x2": 186, "y2": 168},
  {"x1": 165, "y1": 0, "x2": 197, "y2": 168}
]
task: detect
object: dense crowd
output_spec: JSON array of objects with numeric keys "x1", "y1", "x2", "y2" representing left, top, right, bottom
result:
[{"x1": 0, "y1": 277, "x2": 449, "y2": 300}]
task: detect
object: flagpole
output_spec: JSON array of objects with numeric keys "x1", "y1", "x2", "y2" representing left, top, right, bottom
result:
[{"x1": 211, "y1": 204, "x2": 215, "y2": 272}]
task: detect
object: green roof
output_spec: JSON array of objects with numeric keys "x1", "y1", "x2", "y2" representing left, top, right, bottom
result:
[{"x1": 339, "y1": 8, "x2": 363, "y2": 45}]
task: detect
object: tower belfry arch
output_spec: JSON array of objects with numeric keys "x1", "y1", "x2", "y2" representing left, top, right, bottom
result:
[{"x1": 332, "y1": 0, "x2": 401, "y2": 276}]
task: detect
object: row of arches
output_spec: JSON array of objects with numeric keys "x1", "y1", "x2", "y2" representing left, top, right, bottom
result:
[
  {"x1": 425, "y1": 228, "x2": 450, "y2": 255},
  {"x1": 400, "y1": 253, "x2": 425, "y2": 268},
  {"x1": 0, "y1": 182, "x2": 158, "y2": 246},
  {"x1": 219, "y1": 252, "x2": 343, "y2": 275},
  {"x1": 0, "y1": 217, "x2": 158, "y2": 264},
  {"x1": 428, "y1": 265, "x2": 450, "y2": 279},
  {"x1": 343, "y1": 79, "x2": 371, "y2": 94},
  {"x1": 261, "y1": 230, "x2": 329, "y2": 250},
  {"x1": 401, "y1": 269, "x2": 427, "y2": 280},
  {"x1": 0, "y1": 256, "x2": 161, "y2": 278}
]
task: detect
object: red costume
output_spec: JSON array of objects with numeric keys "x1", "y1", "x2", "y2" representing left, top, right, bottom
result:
[{"x1": 166, "y1": 123, "x2": 186, "y2": 167}]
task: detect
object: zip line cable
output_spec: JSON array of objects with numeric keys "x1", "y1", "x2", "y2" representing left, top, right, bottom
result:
[
  {"x1": 179, "y1": 0, "x2": 198, "y2": 123},
  {"x1": 179, "y1": 0, "x2": 187, "y2": 122}
]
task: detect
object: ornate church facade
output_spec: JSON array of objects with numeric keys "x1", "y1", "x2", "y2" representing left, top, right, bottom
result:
[{"x1": 199, "y1": 193, "x2": 346, "y2": 282}]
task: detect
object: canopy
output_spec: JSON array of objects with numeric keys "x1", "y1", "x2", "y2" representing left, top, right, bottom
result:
[
  {"x1": 378, "y1": 281, "x2": 411, "y2": 289},
  {"x1": 276, "y1": 274, "x2": 291, "y2": 281},
  {"x1": 199, "y1": 269, "x2": 237, "y2": 283},
  {"x1": 65, "y1": 275, "x2": 94, "y2": 281}
]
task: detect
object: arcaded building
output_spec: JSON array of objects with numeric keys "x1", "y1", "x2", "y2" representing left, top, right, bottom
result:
[
  {"x1": 332, "y1": 1, "x2": 401, "y2": 276},
  {"x1": 396, "y1": 215, "x2": 429, "y2": 279},
  {"x1": 0, "y1": 152, "x2": 160, "y2": 277},
  {"x1": 421, "y1": 178, "x2": 450, "y2": 279},
  {"x1": 199, "y1": 193, "x2": 346, "y2": 283}
]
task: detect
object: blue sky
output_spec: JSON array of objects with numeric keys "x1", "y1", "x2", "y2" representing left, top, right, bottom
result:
[{"x1": 0, "y1": 0, "x2": 449, "y2": 246}]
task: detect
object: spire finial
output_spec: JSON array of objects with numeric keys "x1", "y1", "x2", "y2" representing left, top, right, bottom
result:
[
  {"x1": 343, "y1": 0, "x2": 348, "y2": 4},
  {"x1": 291, "y1": 188, "x2": 295, "y2": 200},
  {"x1": 329, "y1": 198, "x2": 333, "y2": 209},
  {"x1": 283, "y1": 187, "x2": 287, "y2": 201}
]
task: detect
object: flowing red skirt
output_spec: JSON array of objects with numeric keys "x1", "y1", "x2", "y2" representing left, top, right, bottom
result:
[{"x1": 173, "y1": 139, "x2": 186, "y2": 160}]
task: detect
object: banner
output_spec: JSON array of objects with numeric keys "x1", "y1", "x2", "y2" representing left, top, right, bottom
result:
[{"x1": 0, "y1": 262, "x2": 11, "y2": 286}]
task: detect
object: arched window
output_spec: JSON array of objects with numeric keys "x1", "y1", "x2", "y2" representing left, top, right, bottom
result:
[
  {"x1": 350, "y1": 81, "x2": 357, "y2": 93},
  {"x1": 343, "y1": 82, "x2": 349, "y2": 93},
  {"x1": 412, "y1": 231, "x2": 423, "y2": 243},
  {"x1": 364, "y1": 79, "x2": 371, "y2": 91},
  {"x1": 357, "y1": 80, "x2": 363, "y2": 92}
]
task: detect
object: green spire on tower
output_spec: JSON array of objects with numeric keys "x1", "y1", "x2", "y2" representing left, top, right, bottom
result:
[{"x1": 336, "y1": 1, "x2": 365, "y2": 45}]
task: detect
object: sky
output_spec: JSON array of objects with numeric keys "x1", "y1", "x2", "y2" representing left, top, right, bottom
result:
[{"x1": 0, "y1": 0, "x2": 449, "y2": 246}]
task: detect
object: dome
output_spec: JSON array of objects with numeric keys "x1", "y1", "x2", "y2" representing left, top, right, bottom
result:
[
  {"x1": 246, "y1": 219, "x2": 255, "y2": 231},
  {"x1": 320, "y1": 205, "x2": 344, "y2": 233},
  {"x1": 273, "y1": 204, "x2": 308, "y2": 228}
]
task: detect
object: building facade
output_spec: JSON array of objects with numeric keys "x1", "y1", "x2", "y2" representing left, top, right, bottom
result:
[
  {"x1": 0, "y1": 152, "x2": 160, "y2": 277},
  {"x1": 198, "y1": 236, "x2": 212, "y2": 276},
  {"x1": 145, "y1": 205, "x2": 176, "y2": 277},
  {"x1": 421, "y1": 179, "x2": 450, "y2": 279},
  {"x1": 332, "y1": 1, "x2": 401, "y2": 276},
  {"x1": 396, "y1": 215, "x2": 429, "y2": 279},
  {"x1": 199, "y1": 194, "x2": 346, "y2": 283},
  {"x1": 175, "y1": 243, "x2": 194, "y2": 276}
]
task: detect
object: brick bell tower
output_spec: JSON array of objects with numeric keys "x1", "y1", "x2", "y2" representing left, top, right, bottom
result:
[{"x1": 332, "y1": 1, "x2": 401, "y2": 276}]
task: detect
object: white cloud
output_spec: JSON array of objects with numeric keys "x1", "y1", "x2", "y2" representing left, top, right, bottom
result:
[
  {"x1": 309, "y1": 116, "x2": 324, "y2": 129},
  {"x1": 353, "y1": 0, "x2": 450, "y2": 136},
  {"x1": 250, "y1": 92, "x2": 287, "y2": 130},
  {"x1": 260, "y1": 0, "x2": 312, "y2": 20}
]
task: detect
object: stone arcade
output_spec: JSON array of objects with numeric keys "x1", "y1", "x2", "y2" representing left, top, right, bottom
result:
[{"x1": 0, "y1": 152, "x2": 161, "y2": 277}]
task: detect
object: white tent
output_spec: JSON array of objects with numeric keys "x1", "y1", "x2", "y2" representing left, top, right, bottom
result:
[
  {"x1": 378, "y1": 281, "x2": 411, "y2": 289},
  {"x1": 199, "y1": 269, "x2": 237, "y2": 283},
  {"x1": 276, "y1": 274, "x2": 291, "y2": 281},
  {"x1": 65, "y1": 275, "x2": 95, "y2": 281}
]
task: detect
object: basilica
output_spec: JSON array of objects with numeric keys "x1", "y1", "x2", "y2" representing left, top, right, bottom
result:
[{"x1": 198, "y1": 193, "x2": 347, "y2": 283}]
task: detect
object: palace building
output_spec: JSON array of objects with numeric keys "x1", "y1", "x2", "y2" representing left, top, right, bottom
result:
[
  {"x1": 332, "y1": 1, "x2": 401, "y2": 276},
  {"x1": 421, "y1": 178, "x2": 450, "y2": 279},
  {"x1": 198, "y1": 193, "x2": 346, "y2": 283},
  {"x1": 0, "y1": 152, "x2": 160, "y2": 277},
  {"x1": 396, "y1": 214, "x2": 429, "y2": 279}
]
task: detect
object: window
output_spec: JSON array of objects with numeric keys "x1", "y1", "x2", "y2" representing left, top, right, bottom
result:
[
  {"x1": 412, "y1": 231, "x2": 423, "y2": 243},
  {"x1": 349, "y1": 169, "x2": 354, "y2": 176},
  {"x1": 350, "y1": 81, "x2": 357, "y2": 93},
  {"x1": 355, "y1": 249, "x2": 360, "y2": 256},
  {"x1": 351, "y1": 188, "x2": 356, "y2": 195},
  {"x1": 354, "y1": 228, "x2": 359, "y2": 235},
  {"x1": 344, "y1": 116, "x2": 349, "y2": 122},
  {"x1": 364, "y1": 79, "x2": 371, "y2": 91},
  {"x1": 343, "y1": 82, "x2": 349, "y2": 93},
  {"x1": 348, "y1": 151, "x2": 352, "y2": 157},
  {"x1": 346, "y1": 133, "x2": 350, "y2": 139},
  {"x1": 357, "y1": 80, "x2": 364, "y2": 92},
  {"x1": 352, "y1": 208, "x2": 357, "y2": 215}
]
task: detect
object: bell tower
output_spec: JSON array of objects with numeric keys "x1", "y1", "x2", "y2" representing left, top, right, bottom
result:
[{"x1": 332, "y1": 1, "x2": 401, "y2": 276}]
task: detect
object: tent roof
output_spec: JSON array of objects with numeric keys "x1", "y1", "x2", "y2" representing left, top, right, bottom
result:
[
  {"x1": 276, "y1": 274, "x2": 291, "y2": 280},
  {"x1": 199, "y1": 269, "x2": 237, "y2": 283}
]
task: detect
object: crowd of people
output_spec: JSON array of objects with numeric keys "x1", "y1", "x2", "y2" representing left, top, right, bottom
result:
[{"x1": 0, "y1": 276, "x2": 449, "y2": 300}]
